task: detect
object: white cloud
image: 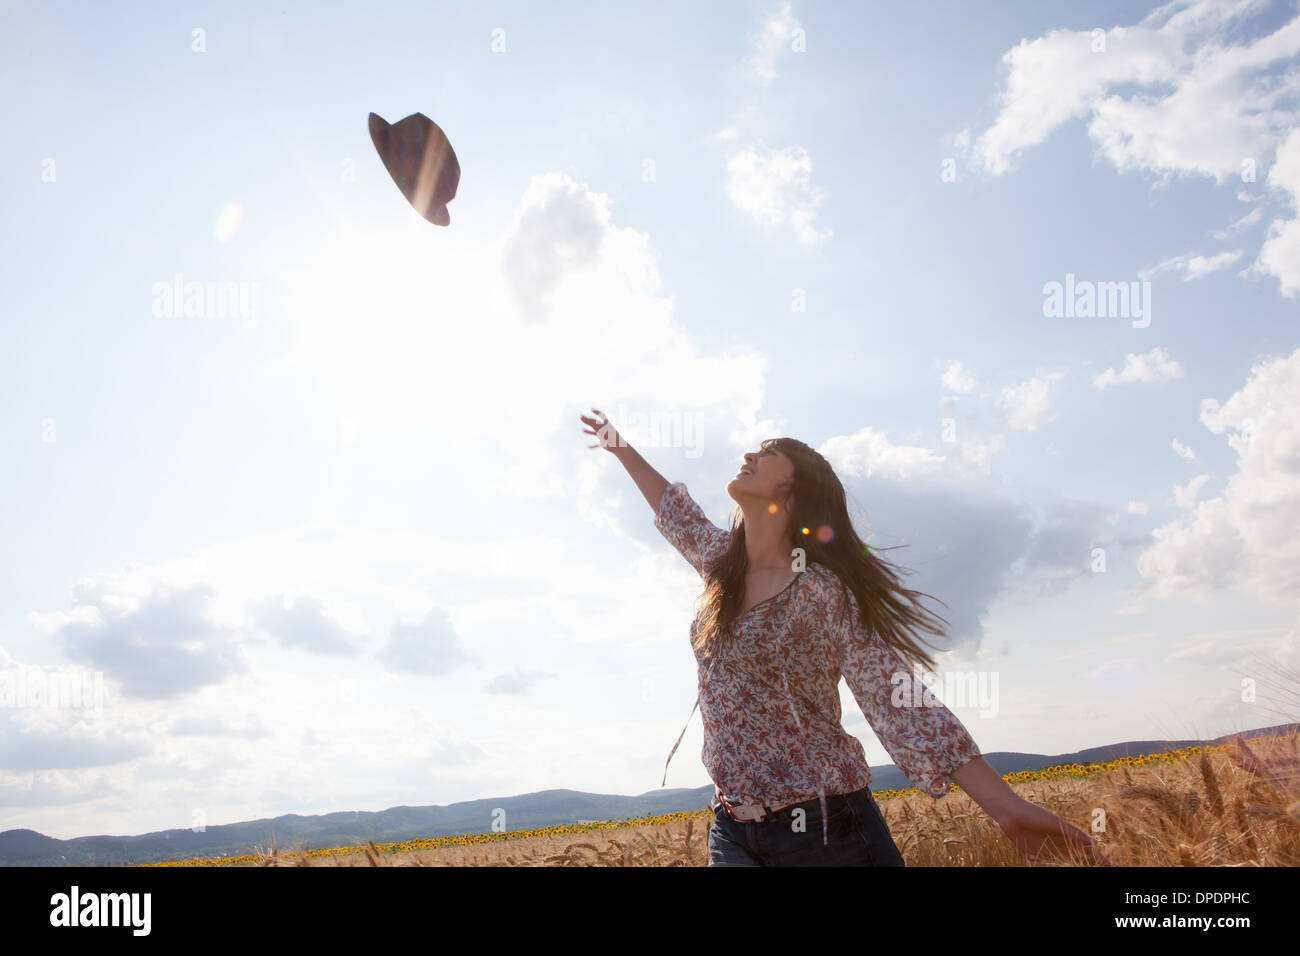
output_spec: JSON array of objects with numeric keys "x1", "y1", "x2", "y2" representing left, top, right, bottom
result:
[
  {"x1": 250, "y1": 593, "x2": 361, "y2": 656},
  {"x1": 1252, "y1": 128, "x2": 1300, "y2": 298},
  {"x1": 1139, "y1": 250, "x2": 1243, "y2": 281},
  {"x1": 942, "y1": 359, "x2": 977, "y2": 393},
  {"x1": 820, "y1": 426, "x2": 948, "y2": 482},
  {"x1": 501, "y1": 173, "x2": 620, "y2": 324},
  {"x1": 972, "y1": 2, "x2": 1298, "y2": 182},
  {"x1": 1173, "y1": 473, "x2": 1211, "y2": 509},
  {"x1": 934, "y1": 397, "x2": 1007, "y2": 475},
  {"x1": 28, "y1": 581, "x2": 249, "y2": 700},
  {"x1": 814, "y1": 419, "x2": 1118, "y2": 639},
  {"x1": 1092, "y1": 346, "x2": 1185, "y2": 389},
  {"x1": 379, "y1": 607, "x2": 479, "y2": 676},
  {"x1": 1138, "y1": 348, "x2": 1300, "y2": 603},
  {"x1": 956, "y1": 432, "x2": 1006, "y2": 475},
  {"x1": 722, "y1": 142, "x2": 831, "y2": 246},
  {"x1": 0, "y1": 709, "x2": 150, "y2": 772},
  {"x1": 816, "y1": 428, "x2": 1098, "y2": 648},
  {"x1": 1211, "y1": 205, "x2": 1263, "y2": 239},
  {"x1": 999, "y1": 370, "x2": 1065, "y2": 431},
  {"x1": 1172, "y1": 438, "x2": 1197, "y2": 461},
  {"x1": 1128, "y1": 500, "x2": 1149, "y2": 515},
  {"x1": 736, "y1": 1, "x2": 799, "y2": 86},
  {"x1": 967, "y1": 1, "x2": 1300, "y2": 297}
]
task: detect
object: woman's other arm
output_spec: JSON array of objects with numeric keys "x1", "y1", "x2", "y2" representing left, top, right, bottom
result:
[
  {"x1": 950, "y1": 758, "x2": 1112, "y2": 865},
  {"x1": 818, "y1": 567, "x2": 1110, "y2": 865}
]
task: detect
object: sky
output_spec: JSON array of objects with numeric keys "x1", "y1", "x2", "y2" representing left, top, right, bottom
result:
[{"x1": 1, "y1": 0, "x2": 1298, "y2": 841}]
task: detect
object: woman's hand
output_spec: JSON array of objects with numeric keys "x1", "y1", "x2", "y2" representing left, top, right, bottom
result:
[
  {"x1": 997, "y1": 798, "x2": 1112, "y2": 866},
  {"x1": 579, "y1": 408, "x2": 625, "y2": 452}
]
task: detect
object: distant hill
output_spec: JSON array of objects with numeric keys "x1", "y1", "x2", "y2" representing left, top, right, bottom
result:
[{"x1": 2, "y1": 722, "x2": 1294, "y2": 866}]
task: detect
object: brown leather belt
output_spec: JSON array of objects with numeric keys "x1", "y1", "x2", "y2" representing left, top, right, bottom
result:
[{"x1": 712, "y1": 783, "x2": 802, "y2": 823}]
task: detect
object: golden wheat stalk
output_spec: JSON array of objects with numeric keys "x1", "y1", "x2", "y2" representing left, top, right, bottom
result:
[{"x1": 1198, "y1": 752, "x2": 1225, "y2": 818}]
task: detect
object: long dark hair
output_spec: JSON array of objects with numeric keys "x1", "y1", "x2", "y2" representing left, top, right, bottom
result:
[{"x1": 692, "y1": 437, "x2": 951, "y2": 673}]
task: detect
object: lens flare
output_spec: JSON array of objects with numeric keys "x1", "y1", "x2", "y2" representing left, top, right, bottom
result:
[
  {"x1": 816, "y1": 524, "x2": 835, "y2": 543},
  {"x1": 214, "y1": 202, "x2": 244, "y2": 243}
]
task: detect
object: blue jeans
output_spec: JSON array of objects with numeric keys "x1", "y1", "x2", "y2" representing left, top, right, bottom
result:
[{"x1": 706, "y1": 786, "x2": 906, "y2": 866}]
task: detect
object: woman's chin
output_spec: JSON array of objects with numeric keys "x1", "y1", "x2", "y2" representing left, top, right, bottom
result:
[{"x1": 725, "y1": 477, "x2": 753, "y2": 500}]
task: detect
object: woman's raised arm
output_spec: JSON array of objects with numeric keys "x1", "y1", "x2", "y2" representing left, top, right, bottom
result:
[{"x1": 579, "y1": 408, "x2": 669, "y2": 513}]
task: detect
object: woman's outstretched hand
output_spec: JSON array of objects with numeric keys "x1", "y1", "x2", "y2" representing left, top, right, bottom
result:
[
  {"x1": 579, "y1": 408, "x2": 625, "y2": 452},
  {"x1": 998, "y1": 799, "x2": 1113, "y2": 866}
]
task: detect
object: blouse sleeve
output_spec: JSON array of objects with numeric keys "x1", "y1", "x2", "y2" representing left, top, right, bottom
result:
[
  {"x1": 652, "y1": 482, "x2": 732, "y2": 578},
  {"x1": 816, "y1": 566, "x2": 982, "y2": 798}
]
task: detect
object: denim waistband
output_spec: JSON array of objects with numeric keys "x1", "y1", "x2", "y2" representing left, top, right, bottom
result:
[
  {"x1": 713, "y1": 784, "x2": 868, "y2": 845},
  {"x1": 716, "y1": 786, "x2": 859, "y2": 816}
]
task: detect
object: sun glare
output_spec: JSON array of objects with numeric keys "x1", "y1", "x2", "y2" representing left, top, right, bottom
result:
[{"x1": 278, "y1": 220, "x2": 509, "y2": 428}]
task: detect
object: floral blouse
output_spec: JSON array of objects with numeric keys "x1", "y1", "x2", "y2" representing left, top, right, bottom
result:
[{"x1": 654, "y1": 481, "x2": 982, "y2": 845}]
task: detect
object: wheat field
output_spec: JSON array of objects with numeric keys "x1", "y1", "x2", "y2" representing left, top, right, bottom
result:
[{"x1": 231, "y1": 732, "x2": 1298, "y2": 867}]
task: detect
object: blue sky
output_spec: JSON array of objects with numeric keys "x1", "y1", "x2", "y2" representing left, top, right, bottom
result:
[{"x1": 2, "y1": 0, "x2": 1298, "y2": 840}]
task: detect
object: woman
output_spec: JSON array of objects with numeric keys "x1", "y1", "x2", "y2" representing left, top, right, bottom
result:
[{"x1": 580, "y1": 408, "x2": 1109, "y2": 867}]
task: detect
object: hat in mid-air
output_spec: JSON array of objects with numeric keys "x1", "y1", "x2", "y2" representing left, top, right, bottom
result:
[{"x1": 368, "y1": 111, "x2": 460, "y2": 226}]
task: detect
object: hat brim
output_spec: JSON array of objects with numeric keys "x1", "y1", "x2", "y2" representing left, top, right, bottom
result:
[{"x1": 368, "y1": 112, "x2": 391, "y2": 155}]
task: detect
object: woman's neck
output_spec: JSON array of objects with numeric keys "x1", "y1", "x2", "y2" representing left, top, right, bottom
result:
[{"x1": 739, "y1": 504, "x2": 794, "y2": 571}]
